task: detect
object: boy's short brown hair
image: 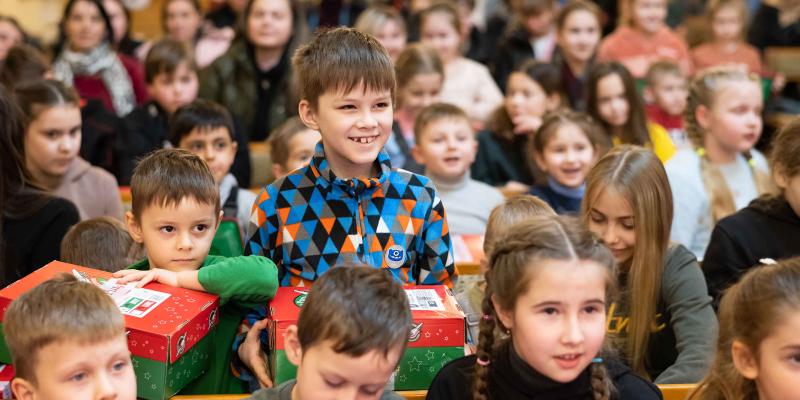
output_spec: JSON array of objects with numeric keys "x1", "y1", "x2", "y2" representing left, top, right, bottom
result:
[
  {"x1": 130, "y1": 148, "x2": 219, "y2": 221},
  {"x1": 297, "y1": 265, "x2": 412, "y2": 358},
  {"x1": 292, "y1": 27, "x2": 395, "y2": 109},
  {"x1": 3, "y1": 274, "x2": 125, "y2": 383},
  {"x1": 268, "y1": 116, "x2": 312, "y2": 167},
  {"x1": 60, "y1": 216, "x2": 144, "y2": 272},
  {"x1": 645, "y1": 61, "x2": 684, "y2": 87},
  {"x1": 413, "y1": 102, "x2": 471, "y2": 144},
  {"x1": 144, "y1": 38, "x2": 197, "y2": 84}
]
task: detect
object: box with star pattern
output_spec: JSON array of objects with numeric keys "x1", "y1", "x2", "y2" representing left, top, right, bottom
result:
[
  {"x1": 267, "y1": 285, "x2": 465, "y2": 390},
  {"x1": 0, "y1": 261, "x2": 219, "y2": 400}
]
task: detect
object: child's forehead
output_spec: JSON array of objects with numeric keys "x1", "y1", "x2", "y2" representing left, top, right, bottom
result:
[
  {"x1": 422, "y1": 116, "x2": 472, "y2": 134},
  {"x1": 185, "y1": 125, "x2": 233, "y2": 140},
  {"x1": 140, "y1": 196, "x2": 217, "y2": 219},
  {"x1": 322, "y1": 82, "x2": 392, "y2": 100}
]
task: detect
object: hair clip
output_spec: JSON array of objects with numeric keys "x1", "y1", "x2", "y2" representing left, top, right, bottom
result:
[
  {"x1": 747, "y1": 157, "x2": 757, "y2": 167},
  {"x1": 695, "y1": 147, "x2": 706, "y2": 158},
  {"x1": 481, "y1": 314, "x2": 493, "y2": 321},
  {"x1": 592, "y1": 357, "x2": 603, "y2": 363},
  {"x1": 476, "y1": 357, "x2": 491, "y2": 367}
]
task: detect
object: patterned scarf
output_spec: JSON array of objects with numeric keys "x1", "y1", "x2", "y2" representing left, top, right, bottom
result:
[{"x1": 52, "y1": 42, "x2": 136, "y2": 116}]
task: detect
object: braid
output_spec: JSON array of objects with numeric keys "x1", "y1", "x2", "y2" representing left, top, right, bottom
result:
[
  {"x1": 472, "y1": 283, "x2": 499, "y2": 400},
  {"x1": 589, "y1": 361, "x2": 613, "y2": 400}
]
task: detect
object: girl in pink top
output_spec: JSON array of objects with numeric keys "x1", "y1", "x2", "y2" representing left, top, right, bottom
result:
[{"x1": 597, "y1": 0, "x2": 691, "y2": 78}]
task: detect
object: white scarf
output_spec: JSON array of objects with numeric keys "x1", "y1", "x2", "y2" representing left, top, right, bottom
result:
[{"x1": 52, "y1": 42, "x2": 136, "y2": 116}]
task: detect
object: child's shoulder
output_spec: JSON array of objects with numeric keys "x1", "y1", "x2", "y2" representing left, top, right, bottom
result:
[
  {"x1": 665, "y1": 148, "x2": 701, "y2": 172},
  {"x1": 388, "y1": 169, "x2": 438, "y2": 195},
  {"x1": 467, "y1": 178, "x2": 504, "y2": 202}
]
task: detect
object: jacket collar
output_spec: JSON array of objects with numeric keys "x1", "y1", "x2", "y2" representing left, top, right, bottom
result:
[{"x1": 308, "y1": 142, "x2": 393, "y2": 197}]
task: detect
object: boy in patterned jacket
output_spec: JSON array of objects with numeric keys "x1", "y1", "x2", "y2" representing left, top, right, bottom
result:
[{"x1": 236, "y1": 27, "x2": 457, "y2": 388}]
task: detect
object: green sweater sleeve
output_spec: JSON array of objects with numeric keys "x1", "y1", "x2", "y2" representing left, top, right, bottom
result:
[
  {"x1": 197, "y1": 255, "x2": 279, "y2": 308},
  {"x1": 656, "y1": 244, "x2": 718, "y2": 384}
]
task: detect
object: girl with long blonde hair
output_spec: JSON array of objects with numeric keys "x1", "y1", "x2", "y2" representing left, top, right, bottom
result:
[
  {"x1": 583, "y1": 145, "x2": 717, "y2": 383},
  {"x1": 666, "y1": 66, "x2": 773, "y2": 259}
]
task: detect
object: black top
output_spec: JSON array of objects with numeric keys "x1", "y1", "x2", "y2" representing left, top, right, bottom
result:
[
  {"x1": 529, "y1": 183, "x2": 583, "y2": 215},
  {"x1": 427, "y1": 342, "x2": 661, "y2": 400},
  {"x1": 472, "y1": 131, "x2": 537, "y2": 187},
  {"x1": 206, "y1": 4, "x2": 238, "y2": 29},
  {"x1": 81, "y1": 98, "x2": 125, "y2": 176},
  {"x1": 2, "y1": 197, "x2": 79, "y2": 286},
  {"x1": 491, "y1": 28, "x2": 536, "y2": 91},
  {"x1": 250, "y1": 44, "x2": 289, "y2": 141},
  {"x1": 118, "y1": 101, "x2": 253, "y2": 187},
  {"x1": 703, "y1": 196, "x2": 800, "y2": 309}
]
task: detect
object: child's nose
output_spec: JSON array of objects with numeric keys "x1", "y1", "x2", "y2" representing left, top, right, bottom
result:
[
  {"x1": 94, "y1": 373, "x2": 118, "y2": 400},
  {"x1": 357, "y1": 110, "x2": 378, "y2": 129},
  {"x1": 561, "y1": 315, "x2": 585, "y2": 345},
  {"x1": 176, "y1": 232, "x2": 193, "y2": 250}
]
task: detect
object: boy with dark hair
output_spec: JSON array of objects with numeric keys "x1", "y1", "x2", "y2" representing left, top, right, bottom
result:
[
  {"x1": 117, "y1": 38, "x2": 251, "y2": 186},
  {"x1": 113, "y1": 148, "x2": 278, "y2": 395},
  {"x1": 644, "y1": 60, "x2": 689, "y2": 149},
  {"x1": 5, "y1": 274, "x2": 137, "y2": 400},
  {"x1": 169, "y1": 99, "x2": 256, "y2": 233},
  {"x1": 60, "y1": 216, "x2": 144, "y2": 272},
  {"x1": 243, "y1": 266, "x2": 410, "y2": 400}
]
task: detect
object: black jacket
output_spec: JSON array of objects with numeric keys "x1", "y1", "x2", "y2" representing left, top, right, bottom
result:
[
  {"x1": 703, "y1": 196, "x2": 800, "y2": 309},
  {"x1": 427, "y1": 341, "x2": 662, "y2": 400},
  {"x1": 491, "y1": 28, "x2": 535, "y2": 91},
  {"x1": 472, "y1": 131, "x2": 537, "y2": 187},
  {"x1": 117, "y1": 101, "x2": 252, "y2": 186}
]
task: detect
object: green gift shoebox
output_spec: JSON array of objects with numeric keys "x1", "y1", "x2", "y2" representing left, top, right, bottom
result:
[
  {"x1": 0, "y1": 261, "x2": 220, "y2": 400},
  {"x1": 268, "y1": 285, "x2": 466, "y2": 390}
]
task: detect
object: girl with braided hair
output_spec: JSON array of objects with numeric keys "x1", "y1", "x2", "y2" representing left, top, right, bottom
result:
[
  {"x1": 665, "y1": 65, "x2": 774, "y2": 259},
  {"x1": 427, "y1": 215, "x2": 660, "y2": 399},
  {"x1": 584, "y1": 146, "x2": 717, "y2": 383}
]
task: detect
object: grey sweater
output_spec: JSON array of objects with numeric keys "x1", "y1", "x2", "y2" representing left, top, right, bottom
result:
[
  {"x1": 428, "y1": 171, "x2": 505, "y2": 236},
  {"x1": 607, "y1": 243, "x2": 718, "y2": 383},
  {"x1": 246, "y1": 380, "x2": 404, "y2": 400}
]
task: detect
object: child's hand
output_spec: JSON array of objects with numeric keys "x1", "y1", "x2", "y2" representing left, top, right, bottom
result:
[
  {"x1": 238, "y1": 318, "x2": 273, "y2": 389},
  {"x1": 512, "y1": 115, "x2": 543, "y2": 135},
  {"x1": 113, "y1": 269, "x2": 179, "y2": 288}
]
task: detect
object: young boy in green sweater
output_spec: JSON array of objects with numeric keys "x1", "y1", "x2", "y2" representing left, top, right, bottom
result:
[{"x1": 114, "y1": 148, "x2": 278, "y2": 394}]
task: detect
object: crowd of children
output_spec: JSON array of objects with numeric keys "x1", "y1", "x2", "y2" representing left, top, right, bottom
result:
[{"x1": 1, "y1": 0, "x2": 800, "y2": 398}]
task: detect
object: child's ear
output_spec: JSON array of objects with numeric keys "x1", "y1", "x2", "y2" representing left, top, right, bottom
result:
[
  {"x1": 411, "y1": 145, "x2": 426, "y2": 166},
  {"x1": 272, "y1": 163, "x2": 286, "y2": 180},
  {"x1": 217, "y1": 210, "x2": 224, "y2": 227},
  {"x1": 298, "y1": 100, "x2": 320, "y2": 131},
  {"x1": 533, "y1": 150, "x2": 547, "y2": 173},
  {"x1": 643, "y1": 87, "x2": 654, "y2": 104},
  {"x1": 731, "y1": 339, "x2": 759, "y2": 380},
  {"x1": 11, "y1": 377, "x2": 35, "y2": 400},
  {"x1": 125, "y1": 211, "x2": 144, "y2": 244},
  {"x1": 491, "y1": 293, "x2": 514, "y2": 331},
  {"x1": 230, "y1": 140, "x2": 238, "y2": 155},
  {"x1": 695, "y1": 104, "x2": 711, "y2": 130},
  {"x1": 284, "y1": 325, "x2": 304, "y2": 367}
]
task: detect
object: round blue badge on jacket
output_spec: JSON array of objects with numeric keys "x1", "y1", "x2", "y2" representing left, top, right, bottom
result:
[{"x1": 386, "y1": 245, "x2": 406, "y2": 268}]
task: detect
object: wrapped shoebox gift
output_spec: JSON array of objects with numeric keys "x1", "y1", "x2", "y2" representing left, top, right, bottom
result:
[
  {"x1": 0, "y1": 261, "x2": 219, "y2": 400},
  {"x1": 268, "y1": 285, "x2": 465, "y2": 390}
]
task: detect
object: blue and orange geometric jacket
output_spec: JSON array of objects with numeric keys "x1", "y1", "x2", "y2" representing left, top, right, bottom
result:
[{"x1": 246, "y1": 142, "x2": 458, "y2": 288}]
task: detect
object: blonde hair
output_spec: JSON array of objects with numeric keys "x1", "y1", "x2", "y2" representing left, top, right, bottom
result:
[
  {"x1": 583, "y1": 145, "x2": 672, "y2": 379},
  {"x1": 484, "y1": 195, "x2": 556, "y2": 257},
  {"x1": 684, "y1": 66, "x2": 774, "y2": 223},
  {"x1": 395, "y1": 43, "x2": 443, "y2": 109},
  {"x1": 474, "y1": 215, "x2": 617, "y2": 400},
  {"x1": 690, "y1": 257, "x2": 800, "y2": 400},
  {"x1": 354, "y1": 4, "x2": 407, "y2": 38},
  {"x1": 3, "y1": 274, "x2": 125, "y2": 383},
  {"x1": 706, "y1": 0, "x2": 748, "y2": 40}
]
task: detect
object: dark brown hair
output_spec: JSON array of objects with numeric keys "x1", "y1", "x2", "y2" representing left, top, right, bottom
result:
[
  {"x1": 489, "y1": 60, "x2": 562, "y2": 142},
  {"x1": 690, "y1": 257, "x2": 800, "y2": 400},
  {"x1": 144, "y1": 38, "x2": 198, "y2": 83},
  {"x1": 13, "y1": 79, "x2": 81, "y2": 126},
  {"x1": 130, "y1": 148, "x2": 220, "y2": 221},
  {"x1": 556, "y1": 0, "x2": 602, "y2": 30},
  {"x1": 161, "y1": 0, "x2": 202, "y2": 36},
  {"x1": 55, "y1": 0, "x2": 114, "y2": 57},
  {"x1": 61, "y1": 216, "x2": 143, "y2": 272},
  {"x1": 587, "y1": 62, "x2": 650, "y2": 146},
  {"x1": 169, "y1": 99, "x2": 235, "y2": 146},
  {"x1": 0, "y1": 45, "x2": 48, "y2": 91},
  {"x1": 474, "y1": 216, "x2": 617, "y2": 400},
  {"x1": 297, "y1": 265, "x2": 412, "y2": 358},
  {"x1": 268, "y1": 116, "x2": 313, "y2": 167},
  {"x1": 770, "y1": 118, "x2": 800, "y2": 183},
  {"x1": 4, "y1": 274, "x2": 125, "y2": 383},
  {"x1": 413, "y1": 102, "x2": 471, "y2": 143},
  {"x1": 293, "y1": 27, "x2": 396, "y2": 109},
  {"x1": 395, "y1": 43, "x2": 443, "y2": 108}
]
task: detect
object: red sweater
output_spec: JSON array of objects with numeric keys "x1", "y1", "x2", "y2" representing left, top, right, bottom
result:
[
  {"x1": 72, "y1": 54, "x2": 148, "y2": 115},
  {"x1": 598, "y1": 25, "x2": 692, "y2": 78}
]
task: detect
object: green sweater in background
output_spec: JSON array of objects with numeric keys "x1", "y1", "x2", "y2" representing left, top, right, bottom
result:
[{"x1": 128, "y1": 254, "x2": 278, "y2": 394}]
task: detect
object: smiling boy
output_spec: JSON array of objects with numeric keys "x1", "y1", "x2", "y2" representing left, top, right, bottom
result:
[{"x1": 246, "y1": 27, "x2": 456, "y2": 287}]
